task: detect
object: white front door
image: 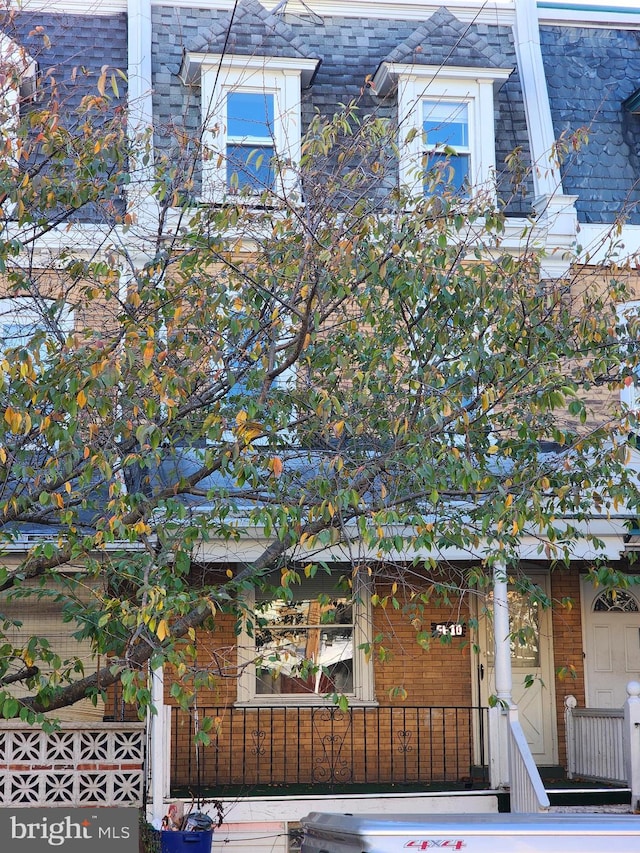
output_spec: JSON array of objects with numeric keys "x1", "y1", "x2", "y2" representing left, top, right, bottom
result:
[
  {"x1": 582, "y1": 578, "x2": 640, "y2": 708},
  {"x1": 476, "y1": 574, "x2": 558, "y2": 765}
]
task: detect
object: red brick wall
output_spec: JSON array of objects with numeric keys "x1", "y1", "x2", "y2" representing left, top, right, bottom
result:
[
  {"x1": 550, "y1": 567, "x2": 585, "y2": 767},
  {"x1": 371, "y1": 582, "x2": 472, "y2": 708}
]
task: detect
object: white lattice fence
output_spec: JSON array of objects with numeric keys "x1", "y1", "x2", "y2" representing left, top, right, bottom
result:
[{"x1": 0, "y1": 722, "x2": 145, "y2": 807}]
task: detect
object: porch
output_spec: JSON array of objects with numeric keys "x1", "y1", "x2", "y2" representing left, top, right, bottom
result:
[{"x1": 169, "y1": 704, "x2": 490, "y2": 797}]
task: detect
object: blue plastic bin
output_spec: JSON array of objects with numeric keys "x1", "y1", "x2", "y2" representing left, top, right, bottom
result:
[{"x1": 160, "y1": 830, "x2": 213, "y2": 853}]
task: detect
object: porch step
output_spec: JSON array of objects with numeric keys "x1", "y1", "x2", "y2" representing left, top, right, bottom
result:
[
  {"x1": 535, "y1": 766, "x2": 631, "y2": 810},
  {"x1": 546, "y1": 788, "x2": 631, "y2": 809}
]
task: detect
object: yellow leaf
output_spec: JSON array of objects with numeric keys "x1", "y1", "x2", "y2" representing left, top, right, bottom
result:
[
  {"x1": 0, "y1": 446, "x2": 6, "y2": 463},
  {"x1": 77, "y1": 389, "x2": 87, "y2": 408},
  {"x1": 156, "y1": 619, "x2": 169, "y2": 641},
  {"x1": 487, "y1": 445, "x2": 498, "y2": 455},
  {"x1": 4, "y1": 408, "x2": 21, "y2": 433},
  {"x1": 97, "y1": 65, "x2": 107, "y2": 97}
]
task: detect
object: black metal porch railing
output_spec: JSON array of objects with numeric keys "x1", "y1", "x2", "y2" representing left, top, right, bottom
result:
[{"x1": 170, "y1": 704, "x2": 489, "y2": 795}]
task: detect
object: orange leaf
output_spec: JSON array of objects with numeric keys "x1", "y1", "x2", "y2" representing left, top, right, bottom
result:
[{"x1": 143, "y1": 340, "x2": 154, "y2": 368}]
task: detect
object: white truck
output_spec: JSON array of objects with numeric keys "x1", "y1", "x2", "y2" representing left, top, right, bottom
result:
[{"x1": 300, "y1": 811, "x2": 640, "y2": 853}]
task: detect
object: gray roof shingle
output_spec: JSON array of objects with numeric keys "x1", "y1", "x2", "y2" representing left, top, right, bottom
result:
[{"x1": 540, "y1": 24, "x2": 640, "y2": 225}]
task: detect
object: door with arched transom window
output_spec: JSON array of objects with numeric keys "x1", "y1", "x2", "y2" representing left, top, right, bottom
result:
[{"x1": 582, "y1": 578, "x2": 640, "y2": 708}]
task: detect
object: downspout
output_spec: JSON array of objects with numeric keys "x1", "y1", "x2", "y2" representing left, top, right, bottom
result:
[
  {"x1": 149, "y1": 664, "x2": 167, "y2": 825},
  {"x1": 127, "y1": 0, "x2": 158, "y2": 236},
  {"x1": 513, "y1": 0, "x2": 578, "y2": 275},
  {"x1": 128, "y1": 0, "x2": 165, "y2": 825}
]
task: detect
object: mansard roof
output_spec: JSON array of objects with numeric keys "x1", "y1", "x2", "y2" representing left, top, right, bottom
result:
[
  {"x1": 186, "y1": 0, "x2": 321, "y2": 64},
  {"x1": 539, "y1": 23, "x2": 640, "y2": 225},
  {"x1": 380, "y1": 8, "x2": 514, "y2": 71}
]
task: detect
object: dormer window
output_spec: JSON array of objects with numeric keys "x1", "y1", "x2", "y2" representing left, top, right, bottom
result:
[
  {"x1": 180, "y1": 53, "x2": 319, "y2": 203},
  {"x1": 372, "y1": 63, "x2": 512, "y2": 201}
]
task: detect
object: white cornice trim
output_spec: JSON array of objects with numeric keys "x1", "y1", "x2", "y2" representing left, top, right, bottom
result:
[
  {"x1": 10, "y1": 0, "x2": 127, "y2": 13},
  {"x1": 13, "y1": 0, "x2": 640, "y2": 28},
  {"x1": 538, "y1": 7, "x2": 640, "y2": 29},
  {"x1": 373, "y1": 62, "x2": 513, "y2": 97},
  {"x1": 182, "y1": 52, "x2": 320, "y2": 87}
]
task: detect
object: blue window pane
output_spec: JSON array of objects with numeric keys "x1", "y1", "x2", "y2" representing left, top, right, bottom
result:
[
  {"x1": 424, "y1": 151, "x2": 470, "y2": 195},
  {"x1": 422, "y1": 101, "x2": 468, "y2": 148},
  {"x1": 0, "y1": 321, "x2": 33, "y2": 348},
  {"x1": 227, "y1": 144, "x2": 275, "y2": 191},
  {"x1": 227, "y1": 92, "x2": 274, "y2": 138}
]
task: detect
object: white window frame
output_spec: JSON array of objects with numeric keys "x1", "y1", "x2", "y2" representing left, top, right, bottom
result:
[
  {"x1": 421, "y1": 99, "x2": 471, "y2": 196},
  {"x1": 0, "y1": 297, "x2": 73, "y2": 359},
  {"x1": 236, "y1": 572, "x2": 376, "y2": 706},
  {"x1": 373, "y1": 64, "x2": 511, "y2": 201},
  {"x1": 617, "y1": 300, "x2": 640, "y2": 413},
  {"x1": 0, "y1": 34, "x2": 35, "y2": 180},
  {"x1": 183, "y1": 54, "x2": 318, "y2": 204}
]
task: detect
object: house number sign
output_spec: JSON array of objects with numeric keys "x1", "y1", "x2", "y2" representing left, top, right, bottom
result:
[{"x1": 431, "y1": 622, "x2": 466, "y2": 637}]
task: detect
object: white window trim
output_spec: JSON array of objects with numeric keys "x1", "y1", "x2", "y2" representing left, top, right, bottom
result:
[
  {"x1": 0, "y1": 297, "x2": 73, "y2": 354},
  {"x1": 183, "y1": 53, "x2": 318, "y2": 204},
  {"x1": 373, "y1": 63, "x2": 511, "y2": 201},
  {"x1": 617, "y1": 300, "x2": 640, "y2": 413},
  {"x1": 0, "y1": 34, "x2": 36, "y2": 172},
  {"x1": 236, "y1": 573, "x2": 376, "y2": 707}
]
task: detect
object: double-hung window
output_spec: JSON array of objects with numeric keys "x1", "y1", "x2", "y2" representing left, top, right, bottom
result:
[
  {"x1": 617, "y1": 300, "x2": 640, "y2": 414},
  {"x1": 181, "y1": 53, "x2": 319, "y2": 203},
  {"x1": 237, "y1": 571, "x2": 375, "y2": 705},
  {"x1": 371, "y1": 64, "x2": 512, "y2": 200},
  {"x1": 422, "y1": 99, "x2": 470, "y2": 196},
  {"x1": 226, "y1": 90, "x2": 275, "y2": 193}
]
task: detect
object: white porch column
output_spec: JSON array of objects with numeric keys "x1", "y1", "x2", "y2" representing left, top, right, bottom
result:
[
  {"x1": 149, "y1": 664, "x2": 167, "y2": 823},
  {"x1": 488, "y1": 560, "x2": 513, "y2": 789},
  {"x1": 624, "y1": 680, "x2": 640, "y2": 812}
]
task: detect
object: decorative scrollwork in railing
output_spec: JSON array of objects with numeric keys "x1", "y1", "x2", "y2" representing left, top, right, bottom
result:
[
  {"x1": 311, "y1": 706, "x2": 353, "y2": 784},
  {"x1": 251, "y1": 729, "x2": 266, "y2": 756},
  {"x1": 397, "y1": 729, "x2": 413, "y2": 753}
]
